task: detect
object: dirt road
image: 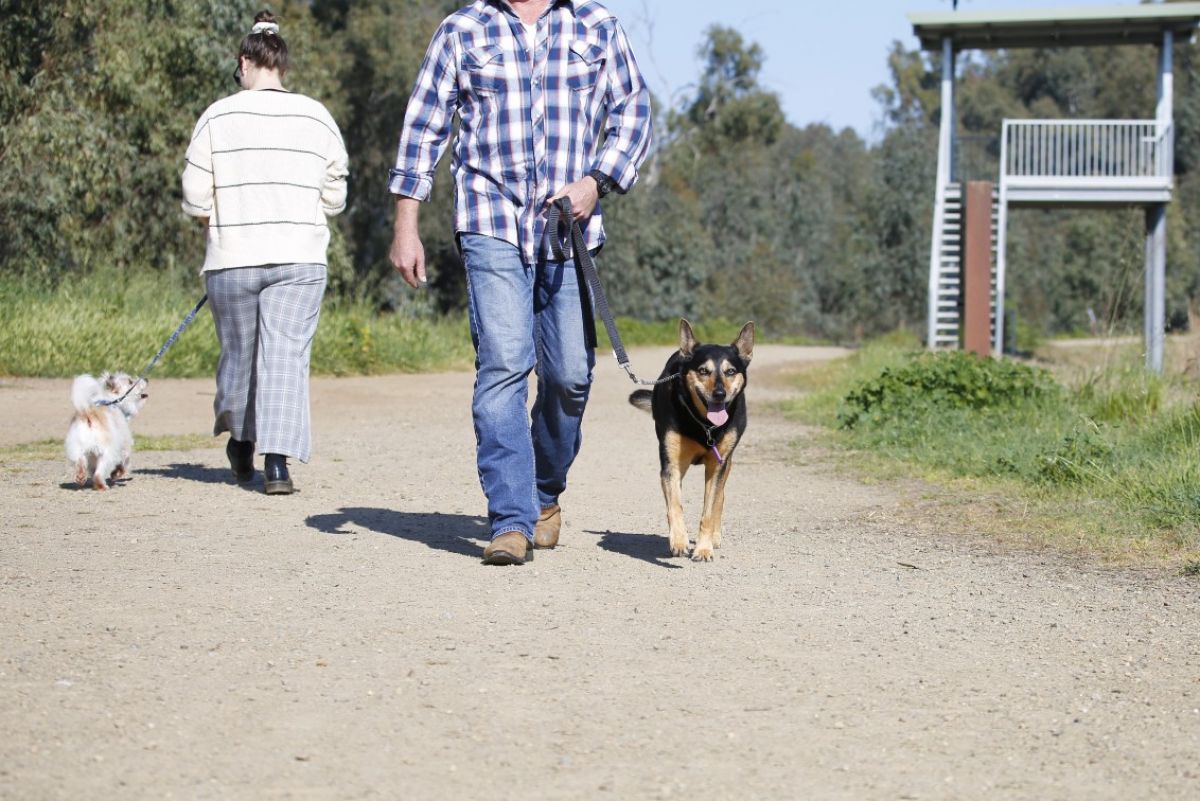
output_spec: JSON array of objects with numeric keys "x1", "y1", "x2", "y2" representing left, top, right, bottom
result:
[{"x1": 2, "y1": 345, "x2": 1198, "y2": 800}]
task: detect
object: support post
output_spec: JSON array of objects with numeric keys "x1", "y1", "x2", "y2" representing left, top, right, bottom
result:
[
  {"x1": 926, "y1": 37, "x2": 956, "y2": 349},
  {"x1": 963, "y1": 182, "x2": 994, "y2": 358},
  {"x1": 994, "y1": 122, "x2": 1010, "y2": 357},
  {"x1": 1145, "y1": 204, "x2": 1166, "y2": 374},
  {"x1": 1143, "y1": 29, "x2": 1173, "y2": 374},
  {"x1": 1157, "y1": 30, "x2": 1174, "y2": 137}
]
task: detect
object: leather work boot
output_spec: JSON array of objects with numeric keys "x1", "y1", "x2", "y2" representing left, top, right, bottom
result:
[
  {"x1": 263, "y1": 453, "x2": 294, "y2": 495},
  {"x1": 482, "y1": 531, "x2": 532, "y2": 566},
  {"x1": 533, "y1": 504, "x2": 562, "y2": 549},
  {"x1": 226, "y1": 438, "x2": 255, "y2": 484}
]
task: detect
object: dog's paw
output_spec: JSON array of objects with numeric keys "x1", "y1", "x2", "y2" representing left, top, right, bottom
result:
[
  {"x1": 691, "y1": 545, "x2": 714, "y2": 562},
  {"x1": 668, "y1": 532, "x2": 690, "y2": 557}
]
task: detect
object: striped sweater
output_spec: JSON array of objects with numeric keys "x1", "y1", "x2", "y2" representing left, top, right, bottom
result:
[{"x1": 181, "y1": 89, "x2": 349, "y2": 272}]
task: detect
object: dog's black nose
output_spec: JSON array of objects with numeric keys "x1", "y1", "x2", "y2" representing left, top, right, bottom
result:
[{"x1": 713, "y1": 387, "x2": 727, "y2": 402}]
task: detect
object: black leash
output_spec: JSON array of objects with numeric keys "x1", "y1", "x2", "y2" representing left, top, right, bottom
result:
[
  {"x1": 547, "y1": 197, "x2": 677, "y2": 387},
  {"x1": 96, "y1": 294, "x2": 209, "y2": 406}
]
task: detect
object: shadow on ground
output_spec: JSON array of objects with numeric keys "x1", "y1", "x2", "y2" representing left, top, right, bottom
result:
[
  {"x1": 306, "y1": 507, "x2": 490, "y2": 559},
  {"x1": 59, "y1": 479, "x2": 133, "y2": 492},
  {"x1": 588, "y1": 529, "x2": 683, "y2": 569},
  {"x1": 138, "y1": 463, "x2": 258, "y2": 490}
]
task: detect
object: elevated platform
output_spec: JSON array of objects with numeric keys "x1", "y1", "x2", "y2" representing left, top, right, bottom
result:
[
  {"x1": 913, "y1": 5, "x2": 1197, "y2": 371},
  {"x1": 1004, "y1": 176, "x2": 1172, "y2": 206},
  {"x1": 910, "y1": 3, "x2": 1200, "y2": 51}
]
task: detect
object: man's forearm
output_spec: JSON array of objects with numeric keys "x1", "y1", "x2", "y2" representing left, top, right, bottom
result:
[{"x1": 394, "y1": 196, "x2": 421, "y2": 234}]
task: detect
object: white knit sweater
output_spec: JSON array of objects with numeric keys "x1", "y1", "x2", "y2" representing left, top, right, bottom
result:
[{"x1": 181, "y1": 89, "x2": 349, "y2": 272}]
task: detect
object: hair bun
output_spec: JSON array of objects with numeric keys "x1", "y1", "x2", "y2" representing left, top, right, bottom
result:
[{"x1": 254, "y1": 10, "x2": 277, "y2": 25}]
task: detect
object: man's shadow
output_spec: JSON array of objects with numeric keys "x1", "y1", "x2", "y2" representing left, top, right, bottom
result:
[
  {"x1": 306, "y1": 507, "x2": 490, "y2": 559},
  {"x1": 589, "y1": 530, "x2": 682, "y2": 569}
]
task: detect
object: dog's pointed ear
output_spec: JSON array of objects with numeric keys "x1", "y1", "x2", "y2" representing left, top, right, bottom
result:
[
  {"x1": 101, "y1": 372, "x2": 118, "y2": 391},
  {"x1": 733, "y1": 321, "x2": 755, "y2": 364},
  {"x1": 679, "y1": 318, "x2": 697, "y2": 358}
]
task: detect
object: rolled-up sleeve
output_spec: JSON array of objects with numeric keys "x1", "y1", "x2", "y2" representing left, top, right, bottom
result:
[
  {"x1": 181, "y1": 115, "x2": 214, "y2": 217},
  {"x1": 590, "y1": 21, "x2": 652, "y2": 193},
  {"x1": 388, "y1": 23, "x2": 458, "y2": 201}
]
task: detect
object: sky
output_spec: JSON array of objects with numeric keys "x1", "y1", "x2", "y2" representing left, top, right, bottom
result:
[{"x1": 601, "y1": 0, "x2": 1074, "y2": 141}]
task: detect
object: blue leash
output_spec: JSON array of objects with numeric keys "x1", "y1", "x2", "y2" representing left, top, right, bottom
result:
[{"x1": 96, "y1": 294, "x2": 209, "y2": 407}]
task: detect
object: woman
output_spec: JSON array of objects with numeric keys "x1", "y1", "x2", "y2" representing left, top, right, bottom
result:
[{"x1": 182, "y1": 10, "x2": 349, "y2": 494}]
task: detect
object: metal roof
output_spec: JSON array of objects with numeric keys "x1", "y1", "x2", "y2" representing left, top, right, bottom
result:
[{"x1": 910, "y1": 3, "x2": 1200, "y2": 51}]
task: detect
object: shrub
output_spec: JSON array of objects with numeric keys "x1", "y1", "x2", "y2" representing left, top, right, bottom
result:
[{"x1": 837, "y1": 351, "x2": 1059, "y2": 430}]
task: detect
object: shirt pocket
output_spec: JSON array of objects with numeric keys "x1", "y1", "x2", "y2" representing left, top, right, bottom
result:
[
  {"x1": 565, "y1": 39, "x2": 606, "y2": 93},
  {"x1": 462, "y1": 43, "x2": 507, "y2": 94}
]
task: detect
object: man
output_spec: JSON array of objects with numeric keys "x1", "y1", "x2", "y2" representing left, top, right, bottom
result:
[{"x1": 387, "y1": 0, "x2": 652, "y2": 565}]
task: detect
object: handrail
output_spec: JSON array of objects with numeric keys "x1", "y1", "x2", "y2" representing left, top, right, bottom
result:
[{"x1": 1001, "y1": 119, "x2": 1172, "y2": 180}]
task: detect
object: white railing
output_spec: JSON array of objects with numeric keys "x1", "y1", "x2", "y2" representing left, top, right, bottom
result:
[{"x1": 1002, "y1": 119, "x2": 1173, "y2": 180}]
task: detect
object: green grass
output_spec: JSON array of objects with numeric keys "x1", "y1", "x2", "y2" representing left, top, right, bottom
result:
[
  {"x1": 0, "y1": 269, "x2": 476, "y2": 377},
  {"x1": 783, "y1": 335, "x2": 1200, "y2": 566},
  {"x1": 0, "y1": 272, "x2": 802, "y2": 379}
]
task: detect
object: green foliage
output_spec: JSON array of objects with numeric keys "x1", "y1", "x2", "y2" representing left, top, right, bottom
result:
[{"x1": 837, "y1": 350, "x2": 1058, "y2": 429}]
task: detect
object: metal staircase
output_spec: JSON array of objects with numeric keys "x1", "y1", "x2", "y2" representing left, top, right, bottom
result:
[{"x1": 930, "y1": 183, "x2": 998, "y2": 350}]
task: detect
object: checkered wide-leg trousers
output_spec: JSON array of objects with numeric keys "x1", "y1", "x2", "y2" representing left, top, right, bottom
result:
[{"x1": 206, "y1": 263, "x2": 326, "y2": 463}]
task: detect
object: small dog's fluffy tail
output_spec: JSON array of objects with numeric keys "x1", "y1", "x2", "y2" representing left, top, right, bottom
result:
[
  {"x1": 629, "y1": 389, "x2": 653, "y2": 413},
  {"x1": 70, "y1": 374, "x2": 103, "y2": 414}
]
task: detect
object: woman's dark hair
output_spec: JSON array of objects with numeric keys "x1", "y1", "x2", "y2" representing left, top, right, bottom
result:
[{"x1": 239, "y1": 10, "x2": 289, "y2": 74}]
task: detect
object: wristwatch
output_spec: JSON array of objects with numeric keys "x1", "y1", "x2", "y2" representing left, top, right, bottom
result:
[{"x1": 588, "y1": 169, "x2": 616, "y2": 198}]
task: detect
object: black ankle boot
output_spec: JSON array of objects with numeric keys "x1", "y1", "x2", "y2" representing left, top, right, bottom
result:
[
  {"x1": 226, "y1": 438, "x2": 255, "y2": 483},
  {"x1": 263, "y1": 453, "x2": 293, "y2": 495}
]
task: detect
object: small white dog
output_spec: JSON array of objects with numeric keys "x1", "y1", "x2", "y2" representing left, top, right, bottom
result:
[{"x1": 64, "y1": 372, "x2": 148, "y2": 490}]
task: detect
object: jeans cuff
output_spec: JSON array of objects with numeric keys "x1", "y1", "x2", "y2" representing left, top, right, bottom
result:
[{"x1": 493, "y1": 527, "x2": 533, "y2": 543}]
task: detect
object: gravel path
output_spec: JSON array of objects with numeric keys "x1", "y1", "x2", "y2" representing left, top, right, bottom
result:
[{"x1": 2, "y1": 345, "x2": 1197, "y2": 800}]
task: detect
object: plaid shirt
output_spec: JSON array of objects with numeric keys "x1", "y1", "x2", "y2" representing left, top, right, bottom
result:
[{"x1": 388, "y1": 0, "x2": 652, "y2": 264}]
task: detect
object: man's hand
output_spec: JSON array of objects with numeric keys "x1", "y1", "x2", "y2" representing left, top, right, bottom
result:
[
  {"x1": 547, "y1": 176, "x2": 600, "y2": 222},
  {"x1": 389, "y1": 196, "x2": 427, "y2": 288}
]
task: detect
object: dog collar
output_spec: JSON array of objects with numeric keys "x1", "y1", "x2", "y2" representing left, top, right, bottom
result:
[{"x1": 679, "y1": 396, "x2": 725, "y2": 464}]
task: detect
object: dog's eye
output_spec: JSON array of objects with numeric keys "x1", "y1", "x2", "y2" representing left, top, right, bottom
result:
[
  {"x1": 696, "y1": 367, "x2": 711, "y2": 377},
  {"x1": 724, "y1": 368, "x2": 736, "y2": 377}
]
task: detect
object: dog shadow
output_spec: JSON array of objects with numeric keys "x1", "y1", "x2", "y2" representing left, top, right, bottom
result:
[
  {"x1": 137, "y1": 463, "x2": 258, "y2": 491},
  {"x1": 59, "y1": 478, "x2": 133, "y2": 491},
  {"x1": 306, "y1": 507, "x2": 489, "y2": 559},
  {"x1": 588, "y1": 529, "x2": 683, "y2": 569}
]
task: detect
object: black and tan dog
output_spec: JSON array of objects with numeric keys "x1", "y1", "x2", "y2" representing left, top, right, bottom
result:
[{"x1": 629, "y1": 319, "x2": 754, "y2": 561}]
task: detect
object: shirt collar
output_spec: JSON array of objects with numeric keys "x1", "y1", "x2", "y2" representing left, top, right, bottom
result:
[{"x1": 494, "y1": 1, "x2": 575, "y2": 18}]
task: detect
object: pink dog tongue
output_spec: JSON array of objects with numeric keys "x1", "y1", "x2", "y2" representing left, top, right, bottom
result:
[{"x1": 706, "y1": 402, "x2": 729, "y2": 426}]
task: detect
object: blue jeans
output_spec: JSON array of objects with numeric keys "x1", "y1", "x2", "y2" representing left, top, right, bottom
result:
[{"x1": 459, "y1": 234, "x2": 596, "y2": 542}]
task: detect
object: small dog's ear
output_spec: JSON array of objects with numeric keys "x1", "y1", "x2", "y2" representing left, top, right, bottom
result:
[
  {"x1": 733, "y1": 321, "x2": 755, "y2": 363},
  {"x1": 679, "y1": 318, "x2": 697, "y2": 358},
  {"x1": 101, "y1": 372, "x2": 118, "y2": 391}
]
